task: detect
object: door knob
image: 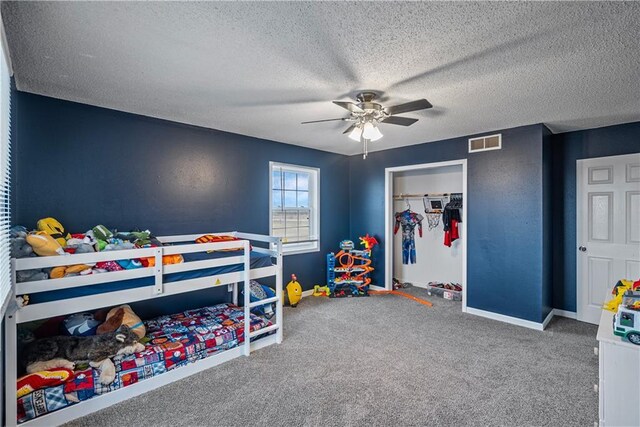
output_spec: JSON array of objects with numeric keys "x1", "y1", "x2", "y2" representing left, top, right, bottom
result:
[{"x1": 579, "y1": 246, "x2": 587, "y2": 252}]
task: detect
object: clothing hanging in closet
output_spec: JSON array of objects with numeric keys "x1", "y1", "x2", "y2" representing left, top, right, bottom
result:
[
  {"x1": 394, "y1": 210, "x2": 424, "y2": 264},
  {"x1": 442, "y1": 193, "x2": 462, "y2": 247}
]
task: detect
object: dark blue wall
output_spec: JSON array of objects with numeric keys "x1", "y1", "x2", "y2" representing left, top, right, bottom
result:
[
  {"x1": 13, "y1": 89, "x2": 640, "y2": 320},
  {"x1": 551, "y1": 121, "x2": 640, "y2": 312},
  {"x1": 542, "y1": 126, "x2": 553, "y2": 320},
  {"x1": 13, "y1": 92, "x2": 350, "y2": 315},
  {"x1": 349, "y1": 124, "x2": 548, "y2": 322}
]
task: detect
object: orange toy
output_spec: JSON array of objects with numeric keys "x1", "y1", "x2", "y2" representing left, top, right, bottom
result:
[{"x1": 369, "y1": 290, "x2": 433, "y2": 307}]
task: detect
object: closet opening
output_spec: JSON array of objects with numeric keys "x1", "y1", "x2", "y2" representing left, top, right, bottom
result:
[{"x1": 384, "y1": 159, "x2": 467, "y2": 312}]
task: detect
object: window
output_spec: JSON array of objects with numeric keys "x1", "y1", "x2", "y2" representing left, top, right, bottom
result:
[
  {"x1": 0, "y1": 23, "x2": 12, "y2": 318},
  {"x1": 270, "y1": 162, "x2": 319, "y2": 254},
  {"x1": 621, "y1": 312, "x2": 634, "y2": 328}
]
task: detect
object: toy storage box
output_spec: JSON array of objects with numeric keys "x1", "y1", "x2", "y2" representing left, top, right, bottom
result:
[{"x1": 426, "y1": 284, "x2": 462, "y2": 301}]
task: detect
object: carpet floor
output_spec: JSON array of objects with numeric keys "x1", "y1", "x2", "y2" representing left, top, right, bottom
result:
[{"x1": 66, "y1": 288, "x2": 598, "y2": 427}]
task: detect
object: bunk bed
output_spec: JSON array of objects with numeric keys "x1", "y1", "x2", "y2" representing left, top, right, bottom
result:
[{"x1": 4, "y1": 232, "x2": 283, "y2": 426}]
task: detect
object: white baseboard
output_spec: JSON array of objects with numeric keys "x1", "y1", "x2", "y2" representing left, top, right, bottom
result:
[
  {"x1": 552, "y1": 309, "x2": 577, "y2": 319},
  {"x1": 466, "y1": 306, "x2": 579, "y2": 331},
  {"x1": 542, "y1": 309, "x2": 555, "y2": 329},
  {"x1": 466, "y1": 307, "x2": 547, "y2": 331}
]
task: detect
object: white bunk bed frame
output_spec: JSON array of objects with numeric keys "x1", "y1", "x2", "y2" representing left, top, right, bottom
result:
[{"x1": 4, "y1": 231, "x2": 283, "y2": 427}]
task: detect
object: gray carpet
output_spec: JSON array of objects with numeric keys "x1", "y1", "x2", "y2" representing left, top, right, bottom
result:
[{"x1": 65, "y1": 288, "x2": 598, "y2": 427}]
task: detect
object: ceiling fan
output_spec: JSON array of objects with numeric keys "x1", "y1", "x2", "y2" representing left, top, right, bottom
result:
[{"x1": 301, "y1": 91, "x2": 433, "y2": 158}]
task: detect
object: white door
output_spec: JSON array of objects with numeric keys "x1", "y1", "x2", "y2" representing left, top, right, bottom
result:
[{"x1": 577, "y1": 153, "x2": 640, "y2": 324}]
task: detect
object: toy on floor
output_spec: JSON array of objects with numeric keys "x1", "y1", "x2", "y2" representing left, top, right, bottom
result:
[
  {"x1": 326, "y1": 236, "x2": 378, "y2": 298},
  {"x1": 392, "y1": 278, "x2": 413, "y2": 290},
  {"x1": 312, "y1": 285, "x2": 330, "y2": 297},
  {"x1": 369, "y1": 290, "x2": 433, "y2": 307},
  {"x1": 286, "y1": 274, "x2": 303, "y2": 307},
  {"x1": 427, "y1": 282, "x2": 463, "y2": 301}
]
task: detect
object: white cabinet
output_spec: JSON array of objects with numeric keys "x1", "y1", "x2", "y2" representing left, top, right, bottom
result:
[{"x1": 596, "y1": 308, "x2": 640, "y2": 426}]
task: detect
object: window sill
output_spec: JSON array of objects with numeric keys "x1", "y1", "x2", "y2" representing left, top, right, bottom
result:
[{"x1": 273, "y1": 242, "x2": 320, "y2": 256}]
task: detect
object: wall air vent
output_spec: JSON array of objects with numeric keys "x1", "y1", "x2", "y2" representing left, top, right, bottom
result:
[{"x1": 468, "y1": 134, "x2": 502, "y2": 153}]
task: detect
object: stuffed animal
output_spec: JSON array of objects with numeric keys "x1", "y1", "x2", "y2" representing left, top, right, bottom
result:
[
  {"x1": 24, "y1": 325, "x2": 144, "y2": 385},
  {"x1": 92, "y1": 225, "x2": 113, "y2": 242},
  {"x1": 37, "y1": 217, "x2": 70, "y2": 247},
  {"x1": 50, "y1": 264, "x2": 92, "y2": 279},
  {"x1": 26, "y1": 233, "x2": 65, "y2": 257},
  {"x1": 11, "y1": 226, "x2": 50, "y2": 282},
  {"x1": 16, "y1": 295, "x2": 29, "y2": 308},
  {"x1": 95, "y1": 261, "x2": 123, "y2": 272},
  {"x1": 116, "y1": 259, "x2": 142, "y2": 269},
  {"x1": 140, "y1": 254, "x2": 184, "y2": 267},
  {"x1": 97, "y1": 304, "x2": 145, "y2": 339},
  {"x1": 64, "y1": 243, "x2": 95, "y2": 255},
  {"x1": 11, "y1": 226, "x2": 33, "y2": 258},
  {"x1": 16, "y1": 269, "x2": 48, "y2": 283},
  {"x1": 103, "y1": 240, "x2": 136, "y2": 252},
  {"x1": 85, "y1": 229, "x2": 107, "y2": 251}
]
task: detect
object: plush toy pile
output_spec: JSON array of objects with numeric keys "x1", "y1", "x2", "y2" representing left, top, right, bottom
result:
[
  {"x1": 10, "y1": 217, "x2": 185, "y2": 296},
  {"x1": 17, "y1": 302, "x2": 146, "y2": 402}
]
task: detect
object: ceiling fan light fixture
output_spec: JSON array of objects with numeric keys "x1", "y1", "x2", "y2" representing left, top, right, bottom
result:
[
  {"x1": 348, "y1": 125, "x2": 362, "y2": 142},
  {"x1": 362, "y1": 121, "x2": 383, "y2": 141}
]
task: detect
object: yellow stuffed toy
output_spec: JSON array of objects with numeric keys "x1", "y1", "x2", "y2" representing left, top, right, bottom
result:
[
  {"x1": 26, "y1": 233, "x2": 65, "y2": 257},
  {"x1": 37, "y1": 217, "x2": 70, "y2": 247}
]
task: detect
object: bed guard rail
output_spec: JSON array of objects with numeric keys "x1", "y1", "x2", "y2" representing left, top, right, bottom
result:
[{"x1": 11, "y1": 235, "x2": 283, "y2": 354}]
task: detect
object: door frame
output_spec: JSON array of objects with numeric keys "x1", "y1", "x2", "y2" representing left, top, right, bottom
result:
[
  {"x1": 384, "y1": 159, "x2": 468, "y2": 312},
  {"x1": 576, "y1": 153, "x2": 640, "y2": 323}
]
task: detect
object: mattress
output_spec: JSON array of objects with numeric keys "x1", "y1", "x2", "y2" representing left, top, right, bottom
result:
[
  {"x1": 17, "y1": 303, "x2": 272, "y2": 424},
  {"x1": 30, "y1": 250, "x2": 273, "y2": 304}
]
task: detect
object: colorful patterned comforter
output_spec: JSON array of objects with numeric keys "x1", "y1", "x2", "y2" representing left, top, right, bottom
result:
[{"x1": 17, "y1": 304, "x2": 271, "y2": 424}]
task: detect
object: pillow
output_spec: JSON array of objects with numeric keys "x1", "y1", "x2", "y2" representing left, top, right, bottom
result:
[
  {"x1": 195, "y1": 234, "x2": 249, "y2": 252},
  {"x1": 17, "y1": 368, "x2": 74, "y2": 398}
]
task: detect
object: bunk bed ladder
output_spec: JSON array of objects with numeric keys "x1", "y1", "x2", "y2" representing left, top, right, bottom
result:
[{"x1": 243, "y1": 239, "x2": 283, "y2": 355}]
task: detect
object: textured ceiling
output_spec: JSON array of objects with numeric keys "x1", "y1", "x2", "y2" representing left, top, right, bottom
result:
[{"x1": 3, "y1": 1, "x2": 640, "y2": 155}]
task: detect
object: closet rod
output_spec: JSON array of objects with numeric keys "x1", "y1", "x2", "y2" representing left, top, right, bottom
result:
[{"x1": 393, "y1": 192, "x2": 458, "y2": 199}]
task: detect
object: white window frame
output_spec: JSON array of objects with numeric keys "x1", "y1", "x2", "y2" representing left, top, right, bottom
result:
[
  {"x1": 0, "y1": 16, "x2": 12, "y2": 319},
  {"x1": 269, "y1": 162, "x2": 320, "y2": 255}
]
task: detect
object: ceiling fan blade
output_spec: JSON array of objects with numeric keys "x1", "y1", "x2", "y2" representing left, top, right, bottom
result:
[
  {"x1": 380, "y1": 116, "x2": 419, "y2": 126},
  {"x1": 384, "y1": 99, "x2": 433, "y2": 115},
  {"x1": 333, "y1": 101, "x2": 364, "y2": 113},
  {"x1": 343, "y1": 124, "x2": 357, "y2": 134},
  {"x1": 300, "y1": 118, "x2": 347, "y2": 124}
]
